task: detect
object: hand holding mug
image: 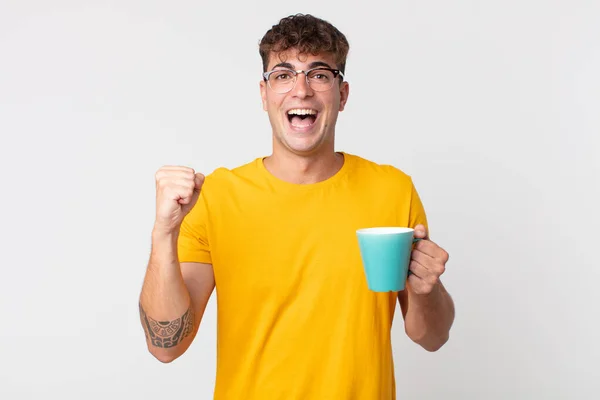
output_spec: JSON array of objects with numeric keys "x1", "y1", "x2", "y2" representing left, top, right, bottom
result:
[{"x1": 407, "y1": 224, "x2": 450, "y2": 295}]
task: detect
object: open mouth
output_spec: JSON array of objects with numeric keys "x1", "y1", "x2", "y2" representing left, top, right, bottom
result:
[{"x1": 286, "y1": 108, "x2": 319, "y2": 130}]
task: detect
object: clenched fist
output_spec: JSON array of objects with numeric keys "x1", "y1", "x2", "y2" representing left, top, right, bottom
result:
[
  {"x1": 154, "y1": 166, "x2": 205, "y2": 234},
  {"x1": 408, "y1": 224, "x2": 449, "y2": 295}
]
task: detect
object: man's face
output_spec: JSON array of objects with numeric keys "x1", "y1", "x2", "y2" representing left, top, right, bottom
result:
[{"x1": 260, "y1": 49, "x2": 349, "y2": 156}]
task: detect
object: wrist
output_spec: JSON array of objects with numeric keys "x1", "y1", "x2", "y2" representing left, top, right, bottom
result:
[
  {"x1": 410, "y1": 281, "x2": 443, "y2": 302},
  {"x1": 150, "y1": 226, "x2": 180, "y2": 266},
  {"x1": 152, "y1": 224, "x2": 180, "y2": 243}
]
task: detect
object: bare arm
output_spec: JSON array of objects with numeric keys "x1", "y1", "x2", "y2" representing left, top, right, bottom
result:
[
  {"x1": 139, "y1": 165, "x2": 213, "y2": 363},
  {"x1": 398, "y1": 224, "x2": 455, "y2": 351},
  {"x1": 398, "y1": 281, "x2": 455, "y2": 352},
  {"x1": 139, "y1": 229, "x2": 215, "y2": 363}
]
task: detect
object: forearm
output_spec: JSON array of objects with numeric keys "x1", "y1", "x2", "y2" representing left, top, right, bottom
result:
[
  {"x1": 139, "y1": 229, "x2": 195, "y2": 362},
  {"x1": 404, "y1": 281, "x2": 455, "y2": 351}
]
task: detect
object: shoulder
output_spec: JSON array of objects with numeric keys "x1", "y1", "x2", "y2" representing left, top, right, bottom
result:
[
  {"x1": 206, "y1": 157, "x2": 261, "y2": 180},
  {"x1": 200, "y1": 157, "x2": 263, "y2": 194},
  {"x1": 344, "y1": 152, "x2": 415, "y2": 188}
]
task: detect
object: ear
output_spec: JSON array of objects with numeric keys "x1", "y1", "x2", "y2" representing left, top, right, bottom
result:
[
  {"x1": 260, "y1": 80, "x2": 268, "y2": 111},
  {"x1": 338, "y1": 81, "x2": 350, "y2": 111}
]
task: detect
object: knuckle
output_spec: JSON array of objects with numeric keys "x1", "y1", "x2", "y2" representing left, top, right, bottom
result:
[
  {"x1": 180, "y1": 166, "x2": 194, "y2": 175},
  {"x1": 437, "y1": 263, "x2": 446, "y2": 275},
  {"x1": 155, "y1": 168, "x2": 173, "y2": 182},
  {"x1": 441, "y1": 250, "x2": 450, "y2": 263},
  {"x1": 156, "y1": 165, "x2": 171, "y2": 174},
  {"x1": 156, "y1": 177, "x2": 170, "y2": 189}
]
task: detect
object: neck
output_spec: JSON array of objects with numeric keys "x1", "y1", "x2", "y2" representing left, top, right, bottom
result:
[{"x1": 263, "y1": 149, "x2": 344, "y2": 185}]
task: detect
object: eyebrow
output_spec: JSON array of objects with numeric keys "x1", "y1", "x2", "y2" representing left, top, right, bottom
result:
[{"x1": 271, "y1": 61, "x2": 334, "y2": 70}]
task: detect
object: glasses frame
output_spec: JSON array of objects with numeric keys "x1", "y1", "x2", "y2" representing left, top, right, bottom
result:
[{"x1": 262, "y1": 67, "x2": 345, "y2": 94}]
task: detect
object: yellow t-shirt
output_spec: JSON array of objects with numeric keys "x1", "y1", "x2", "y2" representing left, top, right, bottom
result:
[{"x1": 178, "y1": 152, "x2": 428, "y2": 400}]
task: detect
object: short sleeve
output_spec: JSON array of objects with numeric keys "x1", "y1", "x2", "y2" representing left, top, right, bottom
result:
[
  {"x1": 408, "y1": 178, "x2": 429, "y2": 233},
  {"x1": 177, "y1": 191, "x2": 212, "y2": 264}
]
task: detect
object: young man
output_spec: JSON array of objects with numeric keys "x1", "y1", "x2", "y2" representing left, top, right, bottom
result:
[{"x1": 139, "y1": 14, "x2": 455, "y2": 399}]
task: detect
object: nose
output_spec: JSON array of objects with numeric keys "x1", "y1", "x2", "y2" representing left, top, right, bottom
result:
[{"x1": 290, "y1": 72, "x2": 313, "y2": 98}]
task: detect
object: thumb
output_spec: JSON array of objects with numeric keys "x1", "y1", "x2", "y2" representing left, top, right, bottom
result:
[
  {"x1": 414, "y1": 224, "x2": 428, "y2": 239},
  {"x1": 184, "y1": 173, "x2": 204, "y2": 209},
  {"x1": 194, "y1": 173, "x2": 205, "y2": 191}
]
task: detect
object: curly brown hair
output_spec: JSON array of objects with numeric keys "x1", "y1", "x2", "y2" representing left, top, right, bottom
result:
[{"x1": 259, "y1": 14, "x2": 350, "y2": 74}]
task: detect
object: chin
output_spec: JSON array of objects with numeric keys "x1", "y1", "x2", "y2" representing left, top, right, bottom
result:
[
  {"x1": 281, "y1": 138, "x2": 320, "y2": 154},
  {"x1": 280, "y1": 130, "x2": 329, "y2": 155}
]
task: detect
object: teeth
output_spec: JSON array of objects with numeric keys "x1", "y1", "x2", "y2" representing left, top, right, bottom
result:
[{"x1": 287, "y1": 109, "x2": 317, "y2": 116}]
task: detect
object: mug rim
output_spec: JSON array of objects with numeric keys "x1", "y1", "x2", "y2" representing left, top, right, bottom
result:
[{"x1": 356, "y1": 227, "x2": 414, "y2": 235}]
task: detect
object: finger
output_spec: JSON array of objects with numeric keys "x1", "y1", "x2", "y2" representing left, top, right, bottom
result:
[
  {"x1": 159, "y1": 165, "x2": 196, "y2": 173},
  {"x1": 411, "y1": 248, "x2": 435, "y2": 267},
  {"x1": 408, "y1": 259, "x2": 428, "y2": 279},
  {"x1": 414, "y1": 239, "x2": 436, "y2": 257},
  {"x1": 178, "y1": 192, "x2": 198, "y2": 205},
  {"x1": 415, "y1": 240, "x2": 449, "y2": 262},
  {"x1": 194, "y1": 173, "x2": 205, "y2": 190},
  {"x1": 177, "y1": 190, "x2": 198, "y2": 205},
  {"x1": 164, "y1": 183, "x2": 196, "y2": 203},
  {"x1": 412, "y1": 248, "x2": 447, "y2": 278},
  {"x1": 414, "y1": 238, "x2": 438, "y2": 253},
  {"x1": 156, "y1": 172, "x2": 196, "y2": 190},
  {"x1": 413, "y1": 224, "x2": 428, "y2": 239},
  {"x1": 159, "y1": 179, "x2": 196, "y2": 196},
  {"x1": 156, "y1": 168, "x2": 196, "y2": 183},
  {"x1": 409, "y1": 259, "x2": 440, "y2": 288}
]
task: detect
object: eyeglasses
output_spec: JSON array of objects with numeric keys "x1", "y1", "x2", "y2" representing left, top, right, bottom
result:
[{"x1": 263, "y1": 67, "x2": 344, "y2": 94}]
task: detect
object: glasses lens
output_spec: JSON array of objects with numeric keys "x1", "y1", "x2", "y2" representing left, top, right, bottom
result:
[
  {"x1": 268, "y1": 70, "x2": 296, "y2": 93},
  {"x1": 307, "y1": 69, "x2": 335, "y2": 91}
]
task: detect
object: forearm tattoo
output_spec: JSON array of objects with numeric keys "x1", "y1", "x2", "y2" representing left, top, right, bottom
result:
[{"x1": 139, "y1": 303, "x2": 194, "y2": 348}]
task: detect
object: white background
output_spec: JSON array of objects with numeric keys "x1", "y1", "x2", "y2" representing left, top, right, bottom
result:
[{"x1": 1, "y1": 1, "x2": 598, "y2": 399}]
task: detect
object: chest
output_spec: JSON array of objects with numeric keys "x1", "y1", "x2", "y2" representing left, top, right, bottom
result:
[{"x1": 208, "y1": 189, "x2": 402, "y2": 296}]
